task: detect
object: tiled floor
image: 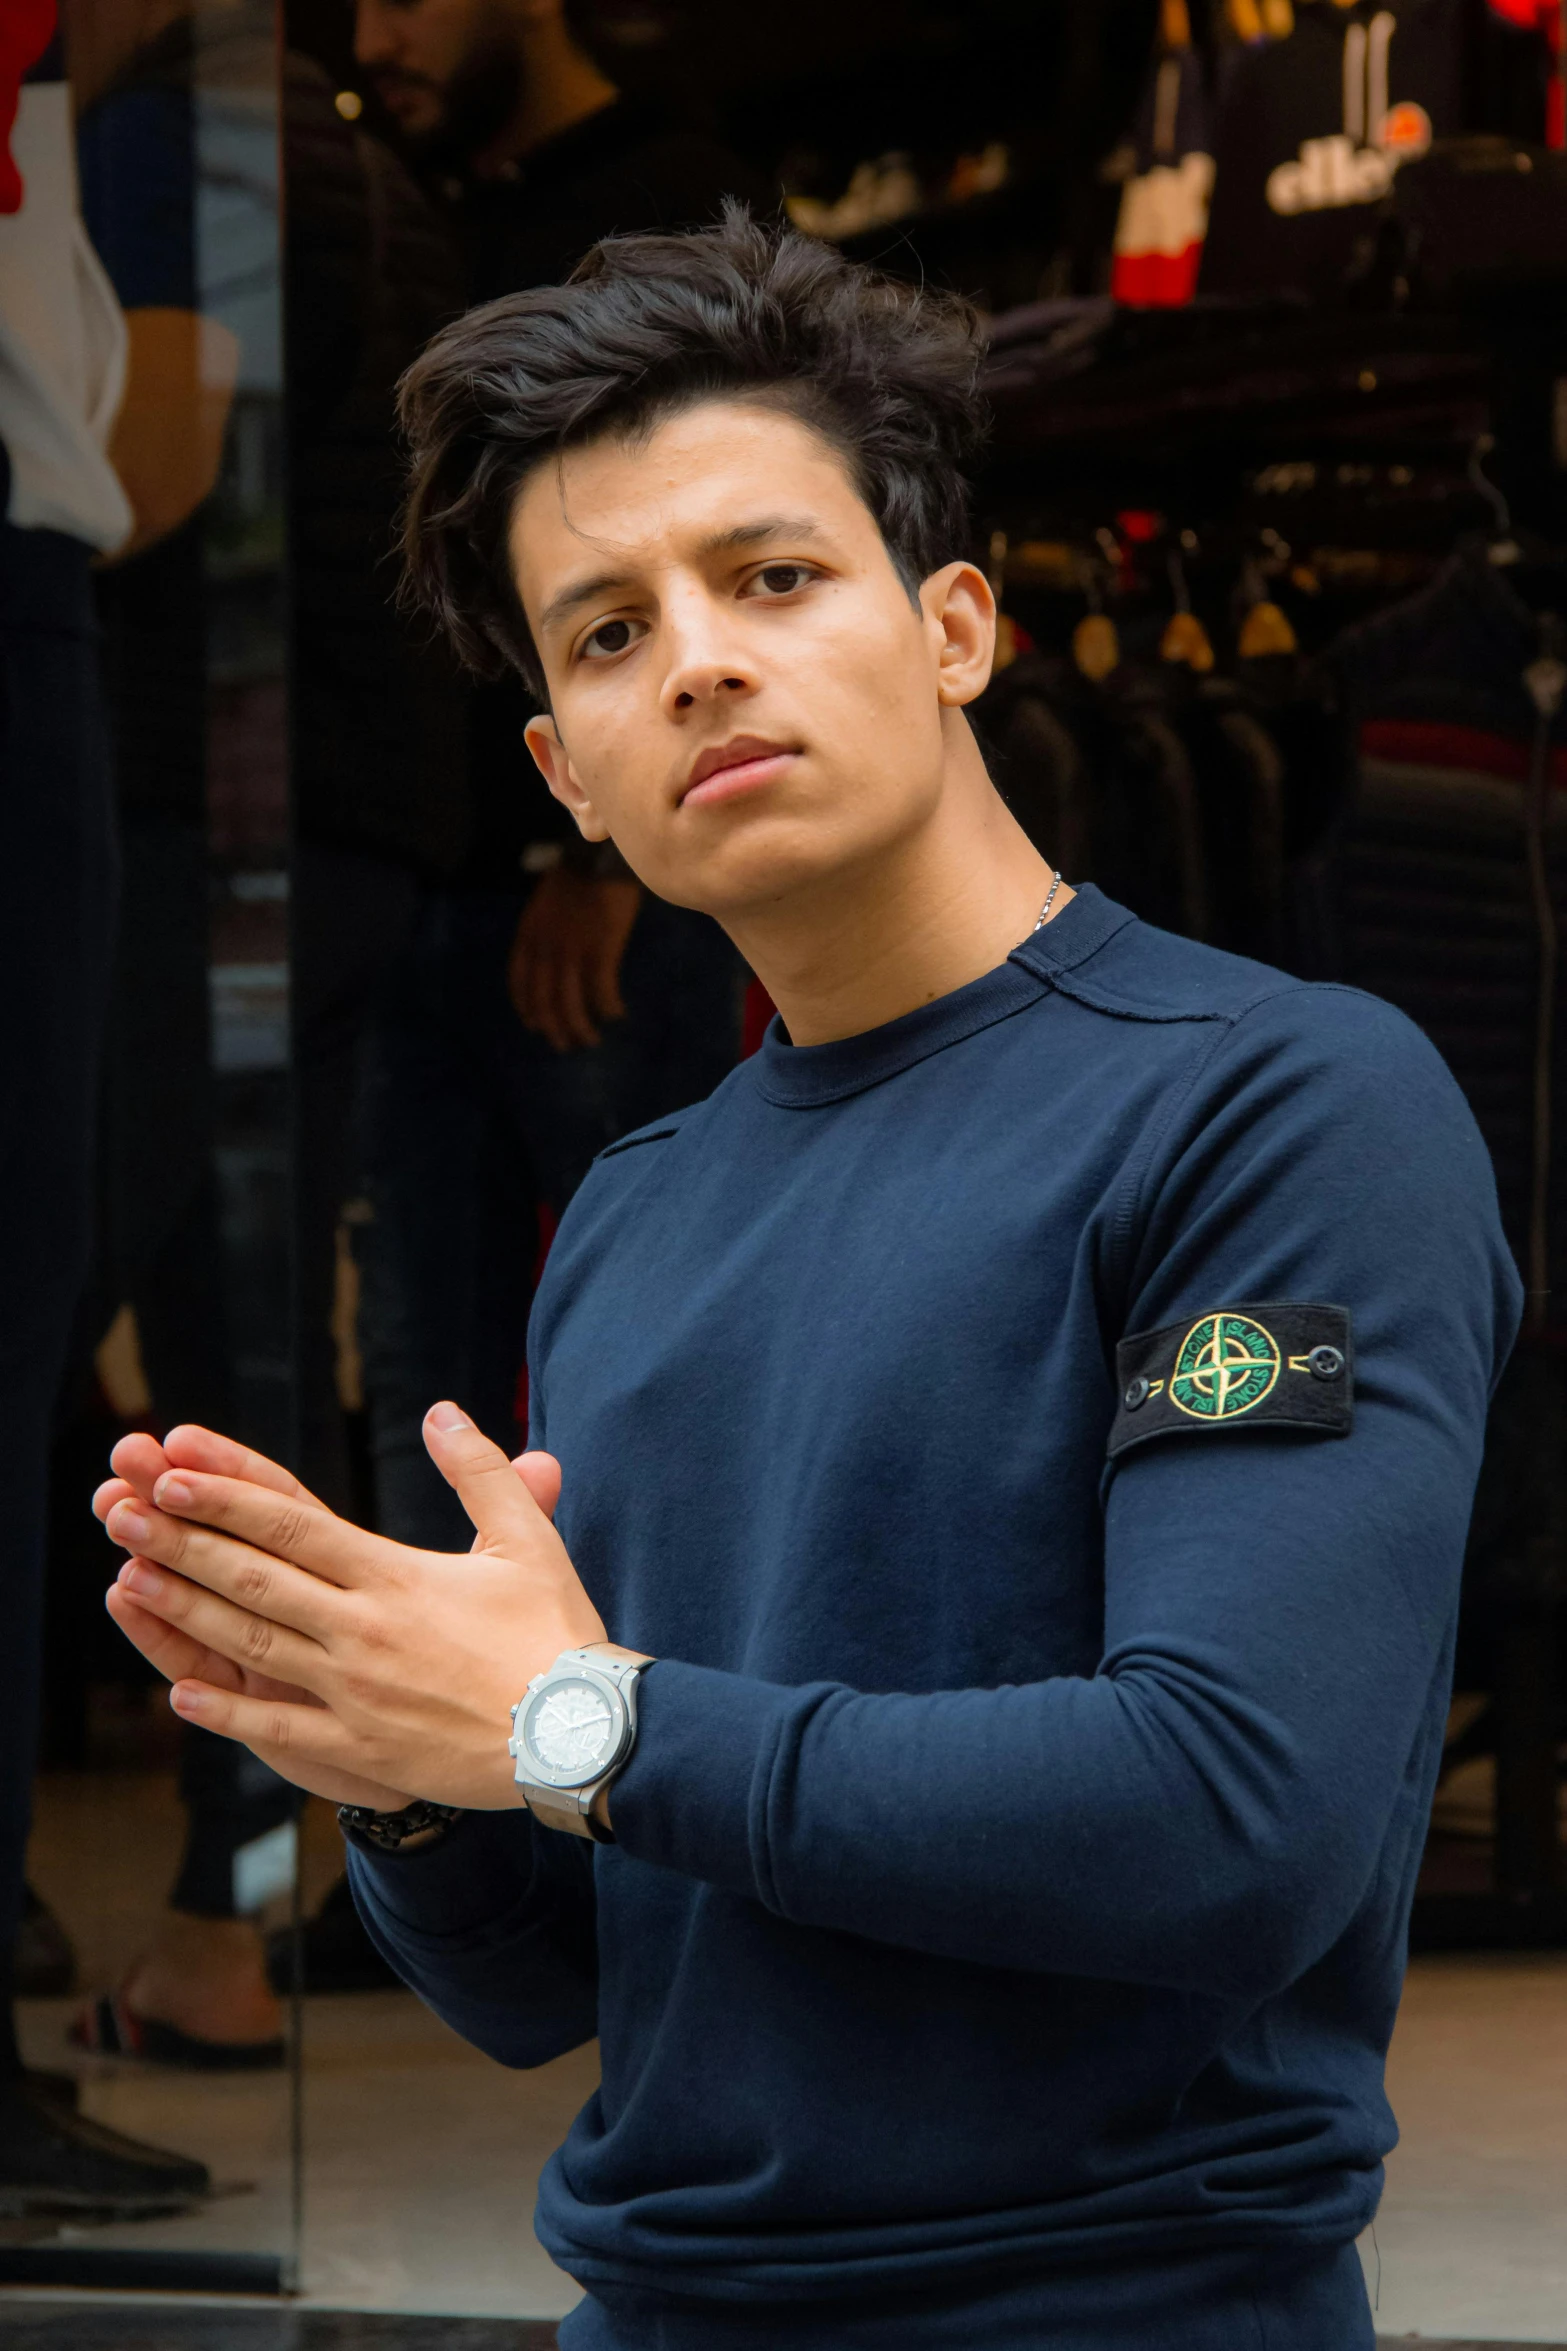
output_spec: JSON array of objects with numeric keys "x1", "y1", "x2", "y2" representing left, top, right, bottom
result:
[
  {"x1": 1363, "y1": 1954, "x2": 1567, "y2": 2344},
  {"x1": 0, "y1": 2311, "x2": 557, "y2": 2346},
  {"x1": 9, "y1": 1770, "x2": 1567, "y2": 2343}
]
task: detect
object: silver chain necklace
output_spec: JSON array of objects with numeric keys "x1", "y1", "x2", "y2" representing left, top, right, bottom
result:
[{"x1": 1030, "y1": 866, "x2": 1064, "y2": 934}]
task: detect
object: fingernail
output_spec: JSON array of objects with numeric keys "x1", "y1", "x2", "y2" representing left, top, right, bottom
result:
[
  {"x1": 155, "y1": 1474, "x2": 195, "y2": 1509},
  {"x1": 121, "y1": 1562, "x2": 162, "y2": 1598},
  {"x1": 428, "y1": 1402, "x2": 471, "y2": 1433},
  {"x1": 112, "y1": 1506, "x2": 151, "y2": 1544},
  {"x1": 170, "y1": 1686, "x2": 204, "y2": 1715}
]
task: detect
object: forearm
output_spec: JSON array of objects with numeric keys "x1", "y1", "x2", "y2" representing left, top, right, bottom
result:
[
  {"x1": 609, "y1": 1423, "x2": 1470, "y2": 2003},
  {"x1": 346, "y1": 1810, "x2": 598, "y2": 2067}
]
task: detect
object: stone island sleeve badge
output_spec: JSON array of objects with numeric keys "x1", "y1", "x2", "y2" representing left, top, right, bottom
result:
[{"x1": 1108, "y1": 1303, "x2": 1353, "y2": 1461}]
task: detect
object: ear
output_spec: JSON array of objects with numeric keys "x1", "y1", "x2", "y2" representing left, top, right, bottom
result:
[
  {"x1": 523, "y1": 713, "x2": 611, "y2": 842},
  {"x1": 920, "y1": 561, "x2": 996, "y2": 709}
]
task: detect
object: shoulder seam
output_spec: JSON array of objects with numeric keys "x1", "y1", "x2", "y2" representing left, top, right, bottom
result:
[
  {"x1": 597, "y1": 1125, "x2": 681, "y2": 1161},
  {"x1": 1047, "y1": 966, "x2": 1344, "y2": 1030}
]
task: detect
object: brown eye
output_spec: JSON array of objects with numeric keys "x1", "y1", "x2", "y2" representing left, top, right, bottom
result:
[
  {"x1": 584, "y1": 618, "x2": 634, "y2": 659},
  {"x1": 756, "y1": 564, "x2": 810, "y2": 595}
]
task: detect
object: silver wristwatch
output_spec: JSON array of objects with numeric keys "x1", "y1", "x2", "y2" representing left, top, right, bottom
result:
[{"x1": 508, "y1": 1642, "x2": 650, "y2": 1840}]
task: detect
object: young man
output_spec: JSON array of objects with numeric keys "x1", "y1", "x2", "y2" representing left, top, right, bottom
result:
[{"x1": 97, "y1": 211, "x2": 1519, "y2": 2348}]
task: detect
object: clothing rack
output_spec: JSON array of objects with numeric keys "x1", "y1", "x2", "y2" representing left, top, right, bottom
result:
[{"x1": 974, "y1": 278, "x2": 1567, "y2": 1950}]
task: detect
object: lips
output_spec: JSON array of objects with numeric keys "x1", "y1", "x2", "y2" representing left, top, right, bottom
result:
[{"x1": 680, "y1": 735, "x2": 799, "y2": 807}]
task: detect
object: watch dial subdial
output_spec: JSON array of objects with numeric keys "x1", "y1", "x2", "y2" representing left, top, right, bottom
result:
[{"x1": 530, "y1": 1682, "x2": 615, "y2": 1775}]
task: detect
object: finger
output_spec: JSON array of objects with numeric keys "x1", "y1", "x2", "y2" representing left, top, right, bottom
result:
[
  {"x1": 534, "y1": 955, "x2": 574, "y2": 1053},
  {"x1": 589, "y1": 934, "x2": 627, "y2": 1025},
  {"x1": 113, "y1": 1556, "x2": 329, "y2": 1692},
  {"x1": 105, "y1": 1494, "x2": 351, "y2": 1632},
  {"x1": 161, "y1": 1425, "x2": 324, "y2": 1509},
  {"x1": 105, "y1": 1433, "x2": 173, "y2": 1505},
  {"x1": 107, "y1": 1583, "x2": 246, "y2": 1693},
  {"x1": 556, "y1": 951, "x2": 600, "y2": 1051},
  {"x1": 143, "y1": 1472, "x2": 381, "y2": 1593},
  {"x1": 424, "y1": 1404, "x2": 556, "y2": 1551},
  {"x1": 511, "y1": 1450, "x2": 561, "y2": 1521},
  {"x1": 93, "y1": 1475, "x2": 142, "y2": 1524},
  {"x1": 167, "y1": 1693, "x2": 410, "y2": 1810},
  {"x1": 167, "y1": 1679, "x2": 385, "y2": 1782}
]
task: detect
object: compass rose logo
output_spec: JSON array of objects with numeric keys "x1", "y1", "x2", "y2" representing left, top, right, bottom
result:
[{"x1": 1169, "y1": 1312, "x2": 1281, "y2": 1422}]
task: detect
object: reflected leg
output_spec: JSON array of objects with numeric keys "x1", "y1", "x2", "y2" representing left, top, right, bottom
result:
[
  {"x1": 291, "y1": 841, "x2": 426, "y2": 1515},
  {"x1": 358, "y1": 890, "x2": 517, "y2": 1549},
  {"x1": 0, "y1": 527, "x2": 117, "y2": 2051}
]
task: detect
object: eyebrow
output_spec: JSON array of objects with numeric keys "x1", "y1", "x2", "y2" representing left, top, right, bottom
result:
[{"x1": 534, "y1": 514, "x2": 827, "y2": 638}]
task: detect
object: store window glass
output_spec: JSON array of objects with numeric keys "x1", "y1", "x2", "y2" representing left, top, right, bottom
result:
[{"x1": 7, "y1": 0, "x2": 297, "y2": 2293}]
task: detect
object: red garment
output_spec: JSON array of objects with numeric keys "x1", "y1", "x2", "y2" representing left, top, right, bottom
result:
[
  {"x1": 0, "y1": 0, "x2": 56, "y2": 215},
  {"x1": 1111, "y1": 41, "x2": 1214, "y2": 307},
  {"x1": 1488, "y1": 0, "x2": 1565, "y2": 147},
  {"x1": 1360, "y1": 715, "x2": 1567, "y2": 788},
  {"x1": 741, "y1": 976, "x2": 775, "y2": 1058}
]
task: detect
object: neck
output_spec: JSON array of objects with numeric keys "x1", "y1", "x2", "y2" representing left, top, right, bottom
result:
[
  {"x1": 474, "y1": 19, "x2": 619, "y2": 175},
  {"x1": 723, "y1": 713, "x2": 1070, "y2": 1048}
]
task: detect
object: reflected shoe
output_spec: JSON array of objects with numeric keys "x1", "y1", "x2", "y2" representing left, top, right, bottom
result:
[
  {"x1": 71, "y1": 1988, "x2": 284, "y2": 2073},
  {"x1": 265, "y1": 1873, "x2": 396, "y2": 1994},
  {"x1": 14, "y1": 1883, "x2": 76, "y2": 1997},
  {"x1": 22, "y1": 2068, "x2": 79, "y2": 2112},
  {"x1": 0, "y1": 2071, "x2": 210, "y2": 2216}
]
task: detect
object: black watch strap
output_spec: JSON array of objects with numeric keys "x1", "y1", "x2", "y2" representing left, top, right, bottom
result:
[{"x1": 337, "y1": 1799, "x2": 463, "y2": 1854}]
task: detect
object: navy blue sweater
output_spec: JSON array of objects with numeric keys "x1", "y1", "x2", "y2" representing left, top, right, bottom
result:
[{"x1": 349, "y1": 888, "x2": 1519, "y2": 2345}]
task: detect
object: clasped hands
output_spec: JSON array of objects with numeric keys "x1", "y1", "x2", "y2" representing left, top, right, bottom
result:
[{"x1": 94, "y1": 1405, "x2": 607, "y2": 1814}]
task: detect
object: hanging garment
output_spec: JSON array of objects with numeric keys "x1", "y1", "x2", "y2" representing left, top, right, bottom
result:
[
  {"x1": 1199, "y1": 0, "x2": 1549, "y2": 299},
  {"x1": 1308, "y1": 545, "x2": 1567, "y2": 1321},
  {"x1": 981, "y1": 294, "x2": 1483, "y2": 482},
  {"x1": 1111, "y1": 34, "x2": 1215, "y2": 305},
  {"x1": 977, "y1": 651, "x2": 1211, "y2": 939},
  {"x1": 974, "y1": 650, "x2": 1095, "y2": 882},
  {"x1": 1383, "y1": 136, "x2": 1567, "y2": 308}
]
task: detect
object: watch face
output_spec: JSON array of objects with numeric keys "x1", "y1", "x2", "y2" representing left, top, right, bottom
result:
[{"x1": 523, "y1": 1675, "x2": 621, "y2": 1786}]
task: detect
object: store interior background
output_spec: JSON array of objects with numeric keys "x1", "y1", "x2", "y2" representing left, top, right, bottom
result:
[{"x1": 10, "y1": 0, "x2": 1567, "y2": 2340}]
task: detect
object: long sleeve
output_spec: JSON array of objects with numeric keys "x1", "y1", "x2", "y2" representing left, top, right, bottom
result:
[
  {"x1": 606, "y1": 986, "x2": 1520, "y2": 2004},
  {"x1": 346, "y1": 1807, "x2": 598, "y2": 2066}
]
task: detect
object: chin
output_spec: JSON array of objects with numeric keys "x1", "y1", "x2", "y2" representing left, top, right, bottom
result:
[{"x1": 653, "y1": 823, "x2": 877, "y2": 924}]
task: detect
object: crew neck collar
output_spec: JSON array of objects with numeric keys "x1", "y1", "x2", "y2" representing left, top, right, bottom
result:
[{"x1": 753, "y1": 886, "x2": 1126, "y2": 1109}]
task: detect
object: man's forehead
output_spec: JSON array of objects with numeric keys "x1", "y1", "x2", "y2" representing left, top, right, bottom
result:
[{"x1": 510, "y1": 403, "x2": 871, "y2": 609}]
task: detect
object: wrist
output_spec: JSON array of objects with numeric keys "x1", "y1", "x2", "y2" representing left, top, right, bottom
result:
[{"x1": 510, "y1": 1642, "x2": 653, "y2": 1841}]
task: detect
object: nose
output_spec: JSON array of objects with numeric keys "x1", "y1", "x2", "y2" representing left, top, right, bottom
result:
[
  {"x1": 658, "y1": 588, "x2": 759, "y2": 719},
  {"x1": 352, "y1": 0, "x2": 396, "y2": 71}
]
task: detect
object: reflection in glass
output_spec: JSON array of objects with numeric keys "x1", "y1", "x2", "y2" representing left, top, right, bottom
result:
[{"x1": 12, "y1": 0, "x2": 297, "y2": 2293}]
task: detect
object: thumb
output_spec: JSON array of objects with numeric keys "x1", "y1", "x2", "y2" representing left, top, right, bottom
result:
[
  {"x1": 511, "y1": 1449, "x2": 561, "y2": 1521},
  {"x1": 423, "y1": 1402, "x2": 550, "y2": 1548}
]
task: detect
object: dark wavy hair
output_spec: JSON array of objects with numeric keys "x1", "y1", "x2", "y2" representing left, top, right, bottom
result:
[{"x1": 396, "y1": 203, "x2": 987, "y2": 698}]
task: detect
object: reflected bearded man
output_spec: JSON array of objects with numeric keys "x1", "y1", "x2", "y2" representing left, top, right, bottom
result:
[{"x1": 97, "y1": 209, "x2": 1520, "y2": 2351}]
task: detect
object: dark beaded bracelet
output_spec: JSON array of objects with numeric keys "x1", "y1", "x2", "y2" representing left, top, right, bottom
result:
[{"x1": 336, "y1": 1798, "x2": 464, "y2": 1853}]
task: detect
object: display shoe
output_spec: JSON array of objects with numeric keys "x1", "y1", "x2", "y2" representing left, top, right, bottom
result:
[
  {"x1": 0, "y1": 2070, "x2": 210, "y2": 2216},
  {"x1": 71, "y1": 1987, "x2": 284, "y2": 2073},
  {"x1": 265, "y1": 1872, "x2": 397, "y2": 1994},
  {"x1": 14, "y1": 1883, "x2": 76, "y2": 1997}
]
